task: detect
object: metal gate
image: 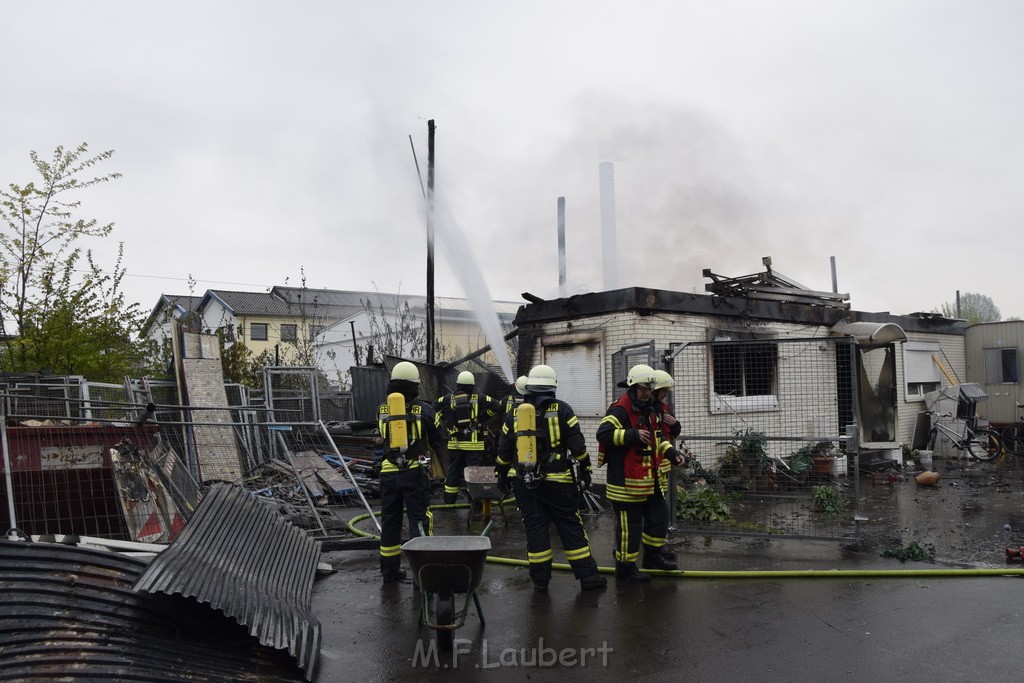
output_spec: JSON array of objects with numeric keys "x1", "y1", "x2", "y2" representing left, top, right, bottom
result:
[{"x1": 668, "y1": 336, "x2": 860, "y2": 540}]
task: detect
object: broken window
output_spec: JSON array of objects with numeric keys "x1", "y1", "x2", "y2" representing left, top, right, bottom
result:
[
  {"x1": 280, "y1": 324, "x2": 297, "y2": 342},
  {"x1": 709, "y1": 332, "x2": 779, "y2": 413},
  {"x1": 903, "y1": 341, "x2": 942, "y2": 400},
  {"x1": 985, "y1": 347, "x2": 1019, "y2": 384},
  {"x1": 250, "y1": 323, "x2": 268, "y2": 341}
]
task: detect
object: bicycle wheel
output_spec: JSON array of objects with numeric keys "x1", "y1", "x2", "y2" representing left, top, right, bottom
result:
[
  {"x1": 968, "y1": 429, "x2": 1002, "y2": 461},
  {"x1": 1001, "y1": 423, "x2": 1024, "y2": 456}
]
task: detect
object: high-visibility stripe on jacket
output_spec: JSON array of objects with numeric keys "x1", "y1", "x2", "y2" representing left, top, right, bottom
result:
[
  {"x1": 377, "y1": 399, "x2": 443, "y2": 474},
  {"x1": 596, "y1": 393, "x2": 666, "y2": 503},
  {"x1": 496, "y1": 398, "x2": 592, "y2": 484},
  {"x1": 436, "y1": 392, "x2": 499, "y2": 451}
]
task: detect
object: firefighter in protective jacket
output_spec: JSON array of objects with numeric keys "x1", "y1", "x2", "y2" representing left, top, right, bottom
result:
[
  {"x1": 499, "y1": 375, "x2": 529, "y2": 415},
  {"x1": 375, "y1": 361, "x2": 447, "y2": 583},
  {"x1": 436, "y1": 370, "x2": 500, "y2": 503},
  {"x1": 596, "y1": 364, "x2": 686, "y2": 581},
  {"x1": 495, "y1": 365, "x2": 607, "y2": 592}
]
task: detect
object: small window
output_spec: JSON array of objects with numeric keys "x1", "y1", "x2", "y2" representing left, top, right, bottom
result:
[
  {"x1": 280, "y1": 324, "x2": 297, "y2": 342},
  {"x1": 903, "y1": 341, "x2": 942, "y2": 402},
  {"x1": 709, "y1": 336, "x2": 779, "y2": 413},
  {"x1": 985, "y1": 348, "x2": 1019, "y2": 384},
  {"x1": 250, "y1": 323, "x2": 268, "y2": 341}
]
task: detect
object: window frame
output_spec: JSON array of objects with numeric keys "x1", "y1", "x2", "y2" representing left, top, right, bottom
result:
[
  {"x1": 708, "y1": 333, "x2": 780, "y2": 414},
  {"x1": 250, "y1": 322, "x2": 268, "y2": 341},
  {"x1": 903, "y1": 341, "x2": 942, "y2": 402},
  {"x1": 280, "y1": 323, "x2": 298, "y2": 342}
]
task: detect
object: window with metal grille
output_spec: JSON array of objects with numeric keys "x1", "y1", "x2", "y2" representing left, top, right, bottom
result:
[
  {"x1": 985, "y1": 347, "x2": 1019, "y2": 384},
  {"x1": 709, "y1": 332, "x2": 779, "y2": 413},
  {"x1": 280, "y1": 324, "x2": 298, "y2": 342},
  {"x1": 250, "y1": 323, "x2": 268, "y2": 341}
]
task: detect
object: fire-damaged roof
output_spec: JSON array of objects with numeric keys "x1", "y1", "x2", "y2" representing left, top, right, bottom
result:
[{"x1": 513, "y1": 286, "x2": 965, "y2": 337}]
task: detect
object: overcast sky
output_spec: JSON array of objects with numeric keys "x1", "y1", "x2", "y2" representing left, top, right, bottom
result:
[{"x1": 2, "y1": 1, "x2": 1022, "y2": 322}]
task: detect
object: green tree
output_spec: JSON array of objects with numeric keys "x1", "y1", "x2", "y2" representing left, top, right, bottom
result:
[
  {"x1": 0, "y1": 144, "x2": 145, "y2": 380},
  {"x1": 937, "y1": 292, "x2": 1001, "y2": 326}
]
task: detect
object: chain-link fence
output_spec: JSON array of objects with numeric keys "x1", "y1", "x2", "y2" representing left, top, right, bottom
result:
[{"x1": 669, "y1": 336, "x2": 860, "y2": 540}]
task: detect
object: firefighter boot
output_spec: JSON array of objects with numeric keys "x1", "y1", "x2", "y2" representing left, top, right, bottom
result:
[
  {"x1": 642, "y1": 550, "x2": 678, "y2": 571},
  {"x1": 580, "y1": 573, "x2": 608, "y2": 590},
  {"x1": 615, "y1": 562, "x2": 651, "y2": 582}
]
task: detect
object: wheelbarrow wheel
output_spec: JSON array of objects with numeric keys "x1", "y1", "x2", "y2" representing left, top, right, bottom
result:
[{"x1": 436, "y1": 591, "x2": 455, "y2": 651}]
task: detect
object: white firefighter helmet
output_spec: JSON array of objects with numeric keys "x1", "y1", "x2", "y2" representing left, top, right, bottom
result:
[
  {"x1": 527, "y1": 364, "x2": 557, "y2": 387},
  {"x1": 391, "y1": 361, "x2": 420, "y2": 383},
  {"x1": 654, "y1": 369, "x2": 674, "y2": 391},
  {"x1": 457, "y1": 370, "x2": 475, "y2": 386},
  {"x1": 514, "y1": 375, "x2": 529, "y2": 396},
  {"x1": 626, "y1": 364, "x2": 658, "y2": 388}
]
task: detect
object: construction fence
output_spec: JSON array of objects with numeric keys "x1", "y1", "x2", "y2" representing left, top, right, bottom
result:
[
  {"x1": 667, "y1": 336, "x2": 862, "y2": 541},
  {"x1": 0, "y1": 373, "x2": 375, "y2": 545}
]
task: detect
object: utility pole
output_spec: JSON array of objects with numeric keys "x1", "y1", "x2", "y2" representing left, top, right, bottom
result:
[{"x1": 426, "y1": 120, "x2": 436, "y2": 365}]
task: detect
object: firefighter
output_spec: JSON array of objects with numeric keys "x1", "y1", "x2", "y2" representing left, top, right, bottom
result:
[
  {"x1": 597, "y1": 364, "x2": 686, "y2": 580},
  {"x1": 436, "y1": 370, "x2": 500, "y2": 504},
  {"x1": 495, "y1": 365, "x2": 607, "y2": 592},
  {"x1": 376, "y1": 361, "x2": 447, "y2": 583},
  {"x1": 652, "y1": 368, "x2": 691, "y2": 562},
  {"x1": 499, "y1": 375, "x2": 529, "y2": 415}
]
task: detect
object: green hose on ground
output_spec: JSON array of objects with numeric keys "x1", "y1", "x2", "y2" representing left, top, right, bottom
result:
[{"x1": 346, "y1": 507, "x2": 1024, "y2": 579}]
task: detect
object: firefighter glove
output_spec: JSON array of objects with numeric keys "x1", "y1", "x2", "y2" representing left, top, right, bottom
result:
[
  {"x1": 495, "y1": 468, "x2": 511, "y2": 494},
  {"x1": 579, "y1": 467, "x2": 592, "y2": 491}
]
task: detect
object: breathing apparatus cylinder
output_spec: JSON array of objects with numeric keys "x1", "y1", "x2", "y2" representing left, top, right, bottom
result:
[
  {"x1": 515, "y1": 402, "x2": 541, "y2": 487},
  {"x1": 387, "y1": 392, "x2": 409, "y2": 467}
]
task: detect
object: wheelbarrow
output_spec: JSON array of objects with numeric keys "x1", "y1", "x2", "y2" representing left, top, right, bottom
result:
[
  {"x1": 401, "y1": 534, "x2": 491, "y2": 651},
  {"x1": 464, "y1": 465, "x2": 509, "y2": 529}
]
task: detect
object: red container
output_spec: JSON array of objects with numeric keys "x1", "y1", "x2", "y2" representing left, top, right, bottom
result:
[{"x1": 1, "y1": 424, "x2": 158, "y2": 538}]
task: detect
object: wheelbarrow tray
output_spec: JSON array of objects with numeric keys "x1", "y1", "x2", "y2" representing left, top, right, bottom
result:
[
  {"x1": 464, "y1": 465, "x2": 502, "y2": 500},
  {"x1": 401, "y1": 535, "x2": 491, "y2": 594}
]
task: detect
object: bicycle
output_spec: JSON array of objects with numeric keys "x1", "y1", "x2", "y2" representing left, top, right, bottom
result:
[
  {"x1": 1000, "y1": 401, "x2": 1024, "y2": 456},
  {"x1": 925, "y1": 411, "x2": 1002, "y2": 461}
]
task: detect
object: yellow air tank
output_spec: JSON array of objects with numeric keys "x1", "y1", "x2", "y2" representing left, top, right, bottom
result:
[
  {"x1": 387, "y1": 392, "x2": 408, "y2": 452},
  {"x1": 515, "y1": 402, "x2": 537, "y2": 466}
]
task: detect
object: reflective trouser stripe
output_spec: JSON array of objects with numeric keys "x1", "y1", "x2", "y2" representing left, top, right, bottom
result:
[
  {"x1": 380, "y1": 544, "x2": 402, "y2": 558},
  {"x1": 565, "y1": 546, "x2": 592, "y2": 561},
  {"x1": 528, "y1": 549, "x2": 554, "y2": 564},
  {"x1": 642, "y1": 532, "x2": 666, "y2": 548},
  {"x1": 444, "y1": 485, "x2": 461, "y2": 494}
]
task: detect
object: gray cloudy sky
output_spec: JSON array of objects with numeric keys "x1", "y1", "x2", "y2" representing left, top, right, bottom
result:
[{"x1": 2, "y1": 1, "x2": 1022, "y2": 319}]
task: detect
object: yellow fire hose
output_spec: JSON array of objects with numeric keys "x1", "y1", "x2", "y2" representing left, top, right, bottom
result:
[{"x1": 345, "y1": 506, "x2": 1024, "y2": 578}]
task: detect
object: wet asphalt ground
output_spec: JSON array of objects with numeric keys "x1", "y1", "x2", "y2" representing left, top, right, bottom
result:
[{"x1": 312, "y1": 455, "x2": 1024, "y2": 681}]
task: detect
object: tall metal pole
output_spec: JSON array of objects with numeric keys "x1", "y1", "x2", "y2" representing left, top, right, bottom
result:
[
  {"x1": 426, "y1": 120, "x2": 436, "y2": 365},
  {"x1": 557, "y1": 197, "x2": 567, "y2": 297}
]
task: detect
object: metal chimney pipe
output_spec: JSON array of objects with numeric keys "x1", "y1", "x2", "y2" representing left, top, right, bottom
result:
[
  {"x1": 599, "y1": 162, "x2": 618, "y2": 290},
  {"x1": 557, "y1": 196, "x2": 566, "y2": 297}
]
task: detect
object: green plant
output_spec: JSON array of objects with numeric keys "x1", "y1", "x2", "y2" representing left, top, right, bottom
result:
[
  {"x1": 881, "y1": 541, "x2": 936, "y2": 562},
  {"x1": 901, "y1": 443, "x2": 921, "y2": 466},
  {"x1": 810, "y1": 485, "x2": 849, "y2": 518},
  {"x1": 678, "y1": 488, "x2": 734, "y2": 524}
]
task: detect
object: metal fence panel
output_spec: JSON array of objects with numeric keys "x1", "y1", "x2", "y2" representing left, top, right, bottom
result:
[{"x1": 670, "y1": 336, "x2": 859, "y2": 540}]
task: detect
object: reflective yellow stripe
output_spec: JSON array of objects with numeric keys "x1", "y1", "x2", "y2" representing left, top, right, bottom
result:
[
  {"x1": 566, "y1": 415, "x2": 578, "y2": 428},
  {"x1": 528, "y1": 549, "x2": 554, "y2": 563},
  {"x1": 544, "y1": 471, "x2": 574, "y2": 484},
  {"x1": 606, "y1": 483, "x2": 648, "y2": 503},
  {"x1": 444, "y1": 484, "x2": 460, "y2": 494},
  {"x1": 565, "y1": 546, "x2": 591, "y2": 561},
  {"x1": 380, "y1": 544, "x2": 402, "y2": 558},
  {"x1": 448, "y1": 441, "x2": 486, "y2": 450},
  {"x1": 642, "y1": 533, "x2": 665, "y2": 547}
]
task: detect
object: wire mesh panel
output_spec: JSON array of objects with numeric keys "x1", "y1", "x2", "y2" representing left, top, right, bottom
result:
[{"x1": 670, "y1": 336, "x2": 858, "y2": 540}]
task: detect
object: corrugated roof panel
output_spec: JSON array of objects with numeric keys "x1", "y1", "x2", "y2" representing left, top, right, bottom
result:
[
  {"x1": 132, "y1": 482, "x2": 322, "y2": 680},
  {"x1": 0, "y1": 540, "x2": 305, "y2": 681}
]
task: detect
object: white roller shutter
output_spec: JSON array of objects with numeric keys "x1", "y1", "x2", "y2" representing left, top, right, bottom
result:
[
  {"x1": 903, "y1": 342, "x2": 941, "y2": 383},
  {"x1": 543, "y1": 342, "x2": 605, "y2": 416}
]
